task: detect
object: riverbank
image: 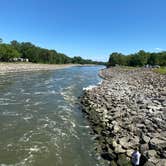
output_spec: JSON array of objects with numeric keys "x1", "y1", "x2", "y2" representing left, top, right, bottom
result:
[
  {"x1": 81, "y1": 67, "x2": 166, "y2": 166},
  {"x1": 0, "y1": 63, "x2": 81, "y2": 74},
  {"x1": 154, "y1": 67, "x2": 166, "y2": 75}
]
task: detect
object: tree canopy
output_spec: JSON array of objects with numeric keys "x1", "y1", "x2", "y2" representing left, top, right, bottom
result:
[
  {"x1": 0, "y1": 44, "x2": 20, "y2": 61},
  {"x1": 108, "y1": 50, "x2": 166, "y2": 67},
  {"x1": 0, "y1": 38, "x2": 105, "y2": 65}
]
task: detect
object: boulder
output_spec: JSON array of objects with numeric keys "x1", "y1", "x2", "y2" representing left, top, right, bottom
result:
[
  {"x1": 156, "y1": 159, "x2": 166, "y2": 166},
  {"x1": 150, "y1": 137, "x2": 166, "y2": 149},
  {"x1": 126, "y1": 149, "x2": 134, "y2": 157},
  {"x1": 161, "y1": 91, "x2": 166, "y2": 96},
  {"x1": 113, "y1": 124, "x2": 120, "y2": 133},
  {"x1": 101, "y1": 152, "x2": 116, "y2": 161},
  {"x1": 117, "y1": 154, "x2": 132, "y2": 166},
  {"x1": 162, "y1": 100, "x2": 166, "y2": 107},
  {"x1": 128, "y1": 136, "x2": 140, "y2": 147},
  {"x1": 140, "y1": 144, "x2": 149, "y2": 154},
  {"x1": 147, "y1": 150, "x2": 157, "y2": 158},
  {"x1": 143, "y1": 161, "x2": 155, "y2": 166},
  {"x1": 142, "y1": 134, "x2": 151, "y2": 143},
  {"x1": 114, "y1": 144, "x2": 126, "y2": 154},
  {"x1": 119, "y1": 137, "x2": 129, "y2": 149},
  {"x1": 109, "y1": 160, "x2": 117, "y2": 166},
  {"x1": 148, "y1": 157, "x2": 160, "y2": 164}
]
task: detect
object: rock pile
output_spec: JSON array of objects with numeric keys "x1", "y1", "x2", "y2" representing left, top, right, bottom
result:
[{"x1": 81, "y1": 67, "x2": 166, "y2": 166}]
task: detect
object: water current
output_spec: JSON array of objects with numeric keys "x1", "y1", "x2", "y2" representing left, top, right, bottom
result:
[{"x1": 0, "y1": 66, "x2": 106, "y2": 166}]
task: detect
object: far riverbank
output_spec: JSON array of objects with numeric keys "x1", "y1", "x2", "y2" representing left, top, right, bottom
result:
[{"x1": 0, "y1": 63, "x2": 83, "y2": 74}]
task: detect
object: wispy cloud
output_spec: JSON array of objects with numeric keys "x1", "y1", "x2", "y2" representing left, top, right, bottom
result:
[{"x1": 155, "y1": 48, "x2": 163, "y2": 51}]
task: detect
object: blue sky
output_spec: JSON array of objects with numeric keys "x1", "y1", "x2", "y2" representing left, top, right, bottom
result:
[{"x1": 0, "y1": 0, "x2": 166, "y2": 61}]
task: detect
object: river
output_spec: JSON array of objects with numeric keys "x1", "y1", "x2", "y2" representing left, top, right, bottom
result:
[{"x1": 0, "y1": 66, "x2": 107, "y2": 166}]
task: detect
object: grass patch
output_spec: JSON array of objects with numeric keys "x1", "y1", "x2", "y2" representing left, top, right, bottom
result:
[
  {"x1": 120, "y1": 66, "x2": 138, "y2": 71},
  {"x1": 154, "y1": 67, "x2": 166, "y2": 74}
]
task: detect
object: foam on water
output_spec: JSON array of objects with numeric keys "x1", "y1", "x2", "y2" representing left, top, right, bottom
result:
[
  {"x1": 70, "y1": 120, "x2": 76, "y2": 128},
  {"x1": 29, "y1": 145, "x2": 40, "y2": 153},
  {"x1": 25, "y1": 98, "x2": 30, "y2": 103},
  {"x1": 44, "y1": 80, "x2": 52, "y2": 85},
  {"x1": 98, "y1": 80, "x2": 103, "y2": 85},
  {"x1": 83, "y1": 85, "x2": 97, "y2": 91},
  {"x1": 33, "y1": 101, "x2": 42, "y2": 106},
  {"x1": 2, "y1": 111, "x2": 21, "y2": 116},
  {"x1": 60, "y1": 90, "x2": 77, "y2": 103},
  {"x1": 34, "y1": 92, "x2": 46, "y2": 95},
  {"x1": 79, "y1": 125, "x2": 90, "y2": 129},
  {"x1": 4, "y1": 92, "x2": 12, "y2": 96},
  {"x1": 0, "y1": 98, "x2": 16, "y2": 102},
  {"x1": 23, "y1": 114, "x2": 33, "y2": 121},
  {"x1": 0, "y1": 103, "x2": 9, "y2": 106},
  {"x1": 48, "y1": 90, "x2": 57, "y2": 94},
  {"x1": 22, "y1": 93, "x2": 31, "y2": 95},
  {"x1": 55, "y1": 77, "x2": 64, "y2": 81}
]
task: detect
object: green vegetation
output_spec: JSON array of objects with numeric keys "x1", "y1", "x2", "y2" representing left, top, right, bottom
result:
[
  {"x1": 0, "y1": 44, "x2": 20, "y2": 61},
  {"x1": 120, "y1": 66, "x2": 137, "y2": 70},
  {"x1": 108, "y1": 50, "x2": 166, "y2": 67},
  {"x1": 154, "y1": 67, "x2": 166, "y2": 74},
  {"x1": 0, "y1": 38, "x2": 105, "y2": 65}
]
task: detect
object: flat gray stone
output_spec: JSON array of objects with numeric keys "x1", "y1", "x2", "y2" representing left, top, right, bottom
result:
[
  {"x1": 142, "y1": 134, "x2": 151, "y2": 143},
  {"x1": 156, "y1": 159, "x2": 166, "y2": 166},
  {"x1": 147, "y1": 150, "x2": 157, "y2": 158}
]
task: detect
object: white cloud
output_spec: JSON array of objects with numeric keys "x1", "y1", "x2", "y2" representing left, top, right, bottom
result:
[{"x1": 155, "y1": 48, "x2": 163, "y2": 51}]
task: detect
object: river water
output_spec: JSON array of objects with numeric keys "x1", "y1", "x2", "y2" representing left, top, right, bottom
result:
[{"x1": 0, "y1": 66, "x2": 106, "y2": 166}]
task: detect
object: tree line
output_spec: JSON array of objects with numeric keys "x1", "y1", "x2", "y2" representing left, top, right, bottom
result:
[
  {"x1": 108, "y1": 50, "x2": 166, "y2": 67},
  {"x1": 0, "y1": 38, "x2": 105, "y2": 65}
]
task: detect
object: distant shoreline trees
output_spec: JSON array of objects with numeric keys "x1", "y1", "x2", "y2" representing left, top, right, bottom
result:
[
  {"x1": 108, "y1": 50, "x2": 166, "y2": 67},
  {"x1": 0, "y1": 39, "x2": 105, "y2": 65}
]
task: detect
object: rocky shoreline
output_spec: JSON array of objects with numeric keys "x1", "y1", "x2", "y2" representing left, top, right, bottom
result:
[{"x1": 81, "y1": 67, "x2": 166, "y2": 166}]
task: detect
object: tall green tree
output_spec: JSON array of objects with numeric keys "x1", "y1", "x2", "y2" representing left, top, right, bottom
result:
[
  {"x1": 108, "y1": 52, "x2": 125, "y2": 66},
  {"x1": 0, "y1": 44, "x2": 20, "y2": 61},
  {"x1": 0, "y1": 39, "x2": 105, "y2": 65},
  {"x1": 108, "y1": 50, "x2": 166, "y2": 67}
]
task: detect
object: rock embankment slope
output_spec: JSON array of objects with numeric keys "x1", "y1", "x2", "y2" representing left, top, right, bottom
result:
[{"x1": 81, "y1": 67, "x2": 166, "y2": 166}]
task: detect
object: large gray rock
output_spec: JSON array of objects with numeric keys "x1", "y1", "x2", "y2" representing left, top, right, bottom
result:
[
  {"x1": 119, "y1": 137, "x2": 129, "y2": 149},
  {"x1": 162, "y1": 100, "x2": 166, "y2": 107},
  {"x1": 128, "y1": 136, "x2": 140, "y2": 147},
  {"x1": 101, "y1": 152, "x2": 116, "y2": 161},
  {"x1": 113, "y1": 124, "x2": 120, "y2": 133},
  {"x1": 117, "y1": 154, "x2": 132, "y2": 166},
  {"x1": 142, "y1": 134, "x2": 151, "y2": 143},
  {"x1": 140, "y1": 144, "x2": 149, "y2": 154},
  {"x1": 150, "y1": 137, "x2": 166, "y2": 149},
  {"x1": 126, "y1": 149, "x2": 134, "y2": 157},
  {"x1": 147, "y1": 150, "x2": 157, "y2": 158},
  {"x1": 156, "y1": 159, "x2": 166, "y2": 166},
  {"x1": 112, "y1": 140, "x2": 126, "y2": 153},
  {"x1": 161, "y1": 91, "x2": 166, "y2": 96},
  {"x1": 114, "y1": 144, "x2": 126, "y2": 154},
  {"x1": 144, "y1": 161, "x2": 155, "y2": 166},
  {"x1": 148, "y1": 157, "x2": 160, "y2": 164}
]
